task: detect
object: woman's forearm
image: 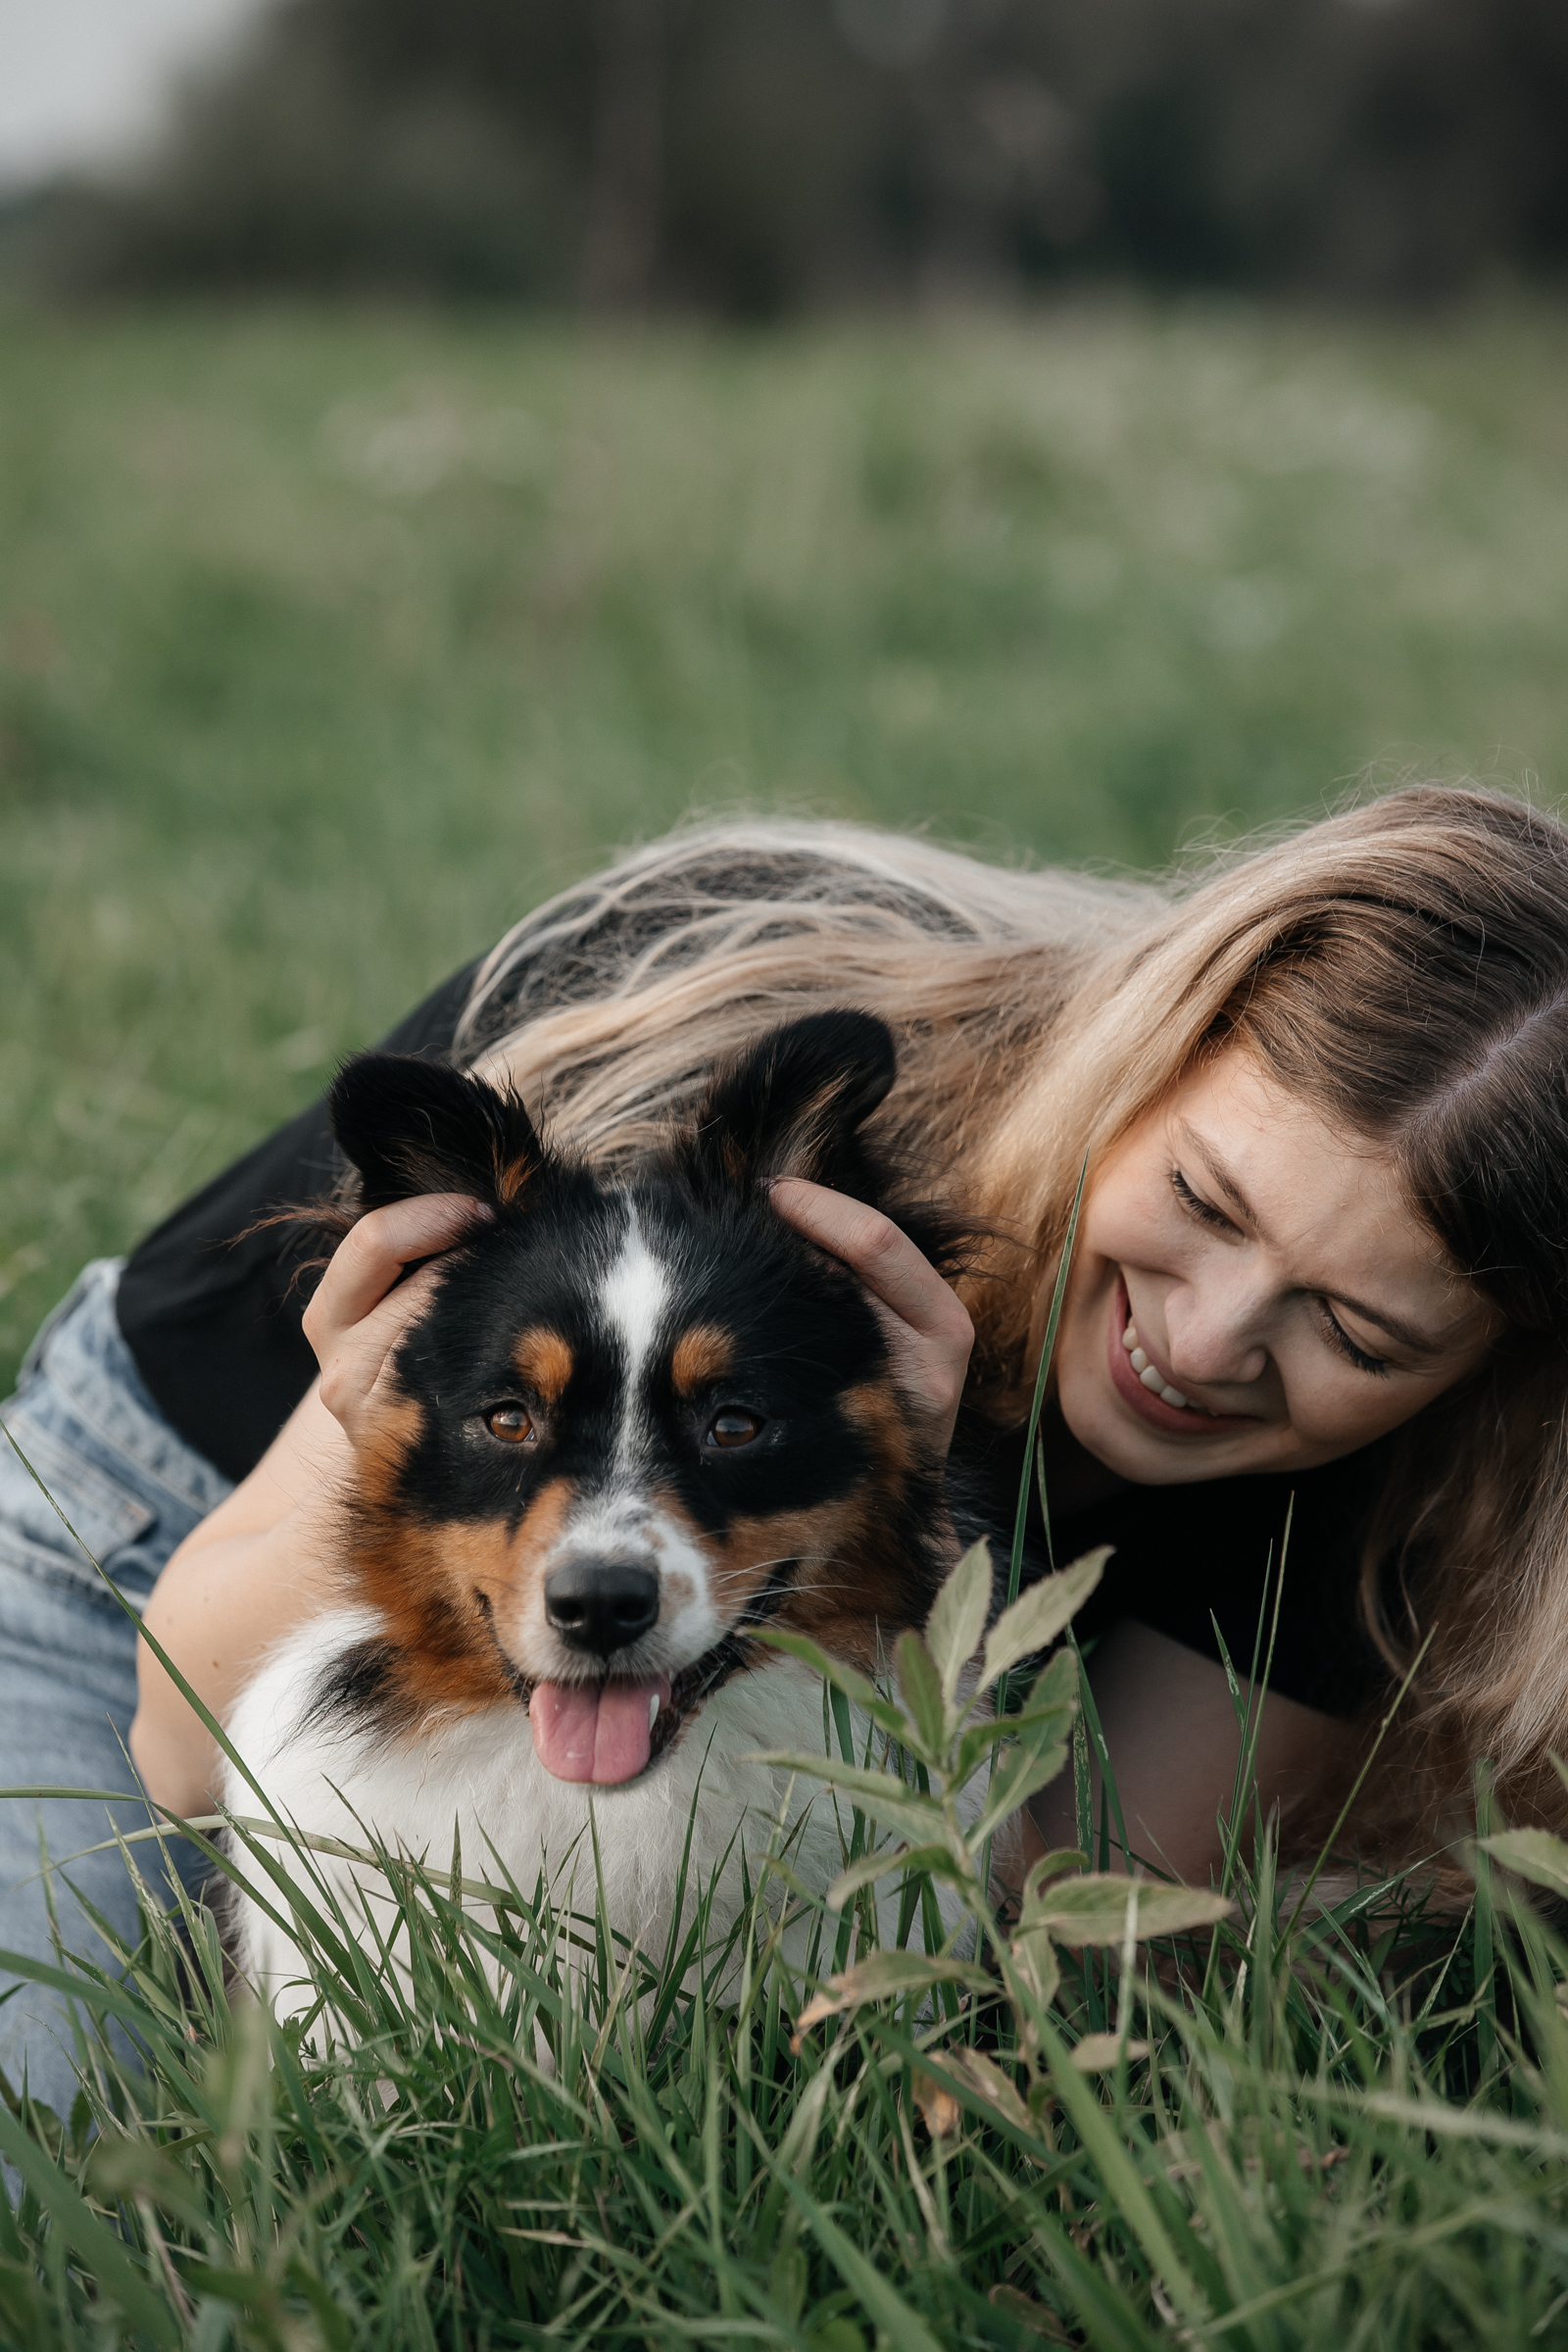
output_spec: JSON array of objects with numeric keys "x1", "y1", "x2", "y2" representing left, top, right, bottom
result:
[
  {"x1": 1025, "y1": 1619, "x2": 1353, "y2": 1885},
  {"x1": 129, "y1": 1388, "x2": 349, "y2": 1816},
  {"x1": 130, "y1": 1523, "x2": 328, "y2": 1815}
]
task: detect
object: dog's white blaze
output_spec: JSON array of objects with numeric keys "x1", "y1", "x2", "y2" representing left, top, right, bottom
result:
[
  {"x1": 507, "y1": 1206, "x2": 719, "y2": 1681},
  {"x1": 600, "y1": 1204, "x2": 671, "y2": 1471}
]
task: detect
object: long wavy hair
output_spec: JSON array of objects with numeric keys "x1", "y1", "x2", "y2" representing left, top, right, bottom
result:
[{"x1": 456, "y1": 787, "x2": 1568, "y2": 1872}]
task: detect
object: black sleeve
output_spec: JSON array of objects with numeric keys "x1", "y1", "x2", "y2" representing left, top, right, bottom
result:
[
  {"x1": 116, "y1": 961, "x2": 480, "y2": 1484},
  {"x1": 1055, "y1": 1445, "x2": 1392, "y2": 1720}
]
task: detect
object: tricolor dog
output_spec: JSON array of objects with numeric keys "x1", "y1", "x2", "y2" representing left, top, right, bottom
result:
[{"x1": 223, "y1": 1010, "x2": 1007, "y2": 2013}]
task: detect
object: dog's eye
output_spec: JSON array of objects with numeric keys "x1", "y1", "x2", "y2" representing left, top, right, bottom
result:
[
  {"x1": 705, "y1": 1409, "x2": 763, "y2": 1450},
  {"x1": 485, "y1": 1404, "x2": 536, "y2": 1446}
]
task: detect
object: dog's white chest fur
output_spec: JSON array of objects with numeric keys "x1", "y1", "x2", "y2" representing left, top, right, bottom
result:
[{"x1": 223, "y1": 1607, "x2": 867, "y2": 2014}]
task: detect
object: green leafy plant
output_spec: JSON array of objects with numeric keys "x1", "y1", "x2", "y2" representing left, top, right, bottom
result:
[{"x1": 762, "y1": 1540, "x2": 1233, "y2": 2099}]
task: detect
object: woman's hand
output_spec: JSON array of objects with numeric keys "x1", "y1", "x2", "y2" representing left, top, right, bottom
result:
[
  {"x1": 130, "y1": 1194, "x2": 489, "y2": 1818},
  {"x1": 766, "y1": 1177, "x2": 974, "y2": 1459},
  {"x1": 306, "y1": 1194, "x2": 493, "y2": 1446}
]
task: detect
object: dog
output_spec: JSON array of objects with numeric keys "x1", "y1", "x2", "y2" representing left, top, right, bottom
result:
[{"x1": 222, "y1": 1009, "x2": 1016, "y2": 2020}]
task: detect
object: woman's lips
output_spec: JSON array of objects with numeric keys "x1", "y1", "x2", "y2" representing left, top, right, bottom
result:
[{"x1": 1106, "y1": 1277, "x2": 1260, "y2": 1437}]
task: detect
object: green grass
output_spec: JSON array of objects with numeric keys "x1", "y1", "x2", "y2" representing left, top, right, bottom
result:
[
  {"x1": 4, "y1": 1533, "x2": 1568, "y2": 2350},
  {"x1": 4, "y1": 295, "x2": 1568, "y2": 1384}
]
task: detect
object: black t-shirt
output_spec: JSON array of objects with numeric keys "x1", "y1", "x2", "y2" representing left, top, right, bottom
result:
[
  {"x1": 955, "y1": 1415, "x2": 1387, "y2": 1721},
  {"x1": 116, "y1": 920, "x2": 1390, "y2": 1723},
  {"x1": 1062, "y1": 1452, "x2": 1387, "y2": 1718}
]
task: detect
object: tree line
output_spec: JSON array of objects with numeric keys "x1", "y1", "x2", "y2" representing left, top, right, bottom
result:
[{"x1": 40, "y1": 0, "x2": 1568, "y2": 307}]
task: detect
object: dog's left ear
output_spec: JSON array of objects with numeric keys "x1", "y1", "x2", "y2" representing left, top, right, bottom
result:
[
  {"x1": 329, "y1": 1053, "x2": 546, "y2": 1215},
  {"x1": 684, "y1": 1009, "x2": 898, "y2": 1200}
]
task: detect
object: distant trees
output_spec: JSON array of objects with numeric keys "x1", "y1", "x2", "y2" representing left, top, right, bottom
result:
[{"x1": 49, "y1": 0, "x2": 1568, "y2": 306}]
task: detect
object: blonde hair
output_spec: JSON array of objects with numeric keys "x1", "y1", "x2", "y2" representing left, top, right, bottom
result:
[{"x1": 458, "y1": 790, "x2": 1568, "y2": 1871}]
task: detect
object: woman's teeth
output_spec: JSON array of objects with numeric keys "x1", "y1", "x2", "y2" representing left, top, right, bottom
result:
[{"x1": 1123, "y1": 1316, "x2": 1193, "y2": 1410}]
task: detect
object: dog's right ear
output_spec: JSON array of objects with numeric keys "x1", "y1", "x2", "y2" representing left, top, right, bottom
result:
[
  {"x1": 328, "y1": 1053, "x2": 545, "y2": 1215},
  {"x1": 683, "y1": 1009, "x2": 898, "y2": 1199}
]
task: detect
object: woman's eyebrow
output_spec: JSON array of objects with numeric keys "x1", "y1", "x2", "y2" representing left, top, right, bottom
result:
[
  {"x1": 1327, "y1": 1293, "x2": 1443, "y2": 1355},
  {"x1": 1177, "y1": 1125, "x2": 1255, "y2": 1222}
]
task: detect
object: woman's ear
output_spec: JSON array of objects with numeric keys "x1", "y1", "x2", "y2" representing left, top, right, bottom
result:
[
  {"x1": 685, "y1": 1009, "x2": 898, "y2": 1199},
  {"x1": 328, "y1": 1053, "x2": 545, "y2": 1214}
]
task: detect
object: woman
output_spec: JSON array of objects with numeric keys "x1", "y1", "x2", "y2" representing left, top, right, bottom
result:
[{"x1": 4, "y1": 783, "x2": 1563, "y2": 2117}]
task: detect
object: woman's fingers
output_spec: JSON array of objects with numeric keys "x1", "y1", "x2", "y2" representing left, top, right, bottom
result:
[
  {"x1": 304, "y1": 1194, "x2": 493, "y2": 1440},
  {"x1": 767, "y1": 1176, "x2": 973, "y2": 1453},
  {"x1": 768, "y1": 1180, "x2": 955, "y2": 1333},
  {"x1": 304, "y1": 1195, "x2": 490, "y2": 1351}
]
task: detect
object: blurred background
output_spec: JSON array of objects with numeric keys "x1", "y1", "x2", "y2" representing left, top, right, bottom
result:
[{"x1": 1, "y1": 0, "x2": 1565, "y2": 1379}]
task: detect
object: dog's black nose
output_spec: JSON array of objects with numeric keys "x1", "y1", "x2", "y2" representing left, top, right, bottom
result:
[{"x1": 544, "y1": 1560, "x2": 661, "y2": 1657}]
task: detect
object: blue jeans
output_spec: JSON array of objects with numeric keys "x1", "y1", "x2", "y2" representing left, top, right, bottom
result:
[{"x1": 0, "y1": 1261, "x2": 231, "y2": 2121}]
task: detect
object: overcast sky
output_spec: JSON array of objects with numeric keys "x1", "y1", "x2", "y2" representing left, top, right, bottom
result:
[{"x1": 0, "y1": 0, "x2": 263, "y2": 190}]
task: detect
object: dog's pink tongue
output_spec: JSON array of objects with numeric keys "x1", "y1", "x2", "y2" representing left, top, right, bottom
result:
[{"x1": 530, "y1": 1677, "x2": 671, "y2": 1785}]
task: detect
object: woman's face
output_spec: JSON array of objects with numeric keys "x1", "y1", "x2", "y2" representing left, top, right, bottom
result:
[{"x1": 1053, "y1": 1049, "x2": 1500, "y2": 1486}]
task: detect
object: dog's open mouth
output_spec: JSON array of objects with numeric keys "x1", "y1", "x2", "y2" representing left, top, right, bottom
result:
[{"x1": 521, "y1": 1639, "x2": 754, "y2": 1788}]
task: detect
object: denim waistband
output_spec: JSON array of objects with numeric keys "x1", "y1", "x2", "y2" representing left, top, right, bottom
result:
[
  {"x1": 1, "y1": 1260, "x2": 231, "y2": 1605},
  {"x1": 18, "y1": 1261, "x2": 230, "y2": 1524}
]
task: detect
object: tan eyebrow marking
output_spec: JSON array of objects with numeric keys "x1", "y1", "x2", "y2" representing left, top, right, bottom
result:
[
  {"x1": 670, "y1": 1325, "x2": 735, "y2": 1396},
  {"x1": 512, "y1": 1329, "x2": 574, "y2": 1402}
]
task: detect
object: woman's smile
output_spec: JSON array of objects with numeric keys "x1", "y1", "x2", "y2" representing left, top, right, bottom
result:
[{"x1": 1105, "y1": 1274, "x2": 1260, "y2": 1437}]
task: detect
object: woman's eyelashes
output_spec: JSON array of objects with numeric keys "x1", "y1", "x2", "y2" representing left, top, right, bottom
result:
[
  {"x1": 1318, "y1": 1307, "x2": 1392, "y2": 1378},
  {"x1": 1171, "y1": 1165, "x2": 1394, "y2": 1379},
  {"x1": 1170, "y1": 1165, "x2": 1234, "y2": 1232}
]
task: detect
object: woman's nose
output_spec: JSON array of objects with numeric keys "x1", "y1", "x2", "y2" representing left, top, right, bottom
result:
[{"x1": 1164, "y1": 1289, "x2": 1269, "y2": 1389}]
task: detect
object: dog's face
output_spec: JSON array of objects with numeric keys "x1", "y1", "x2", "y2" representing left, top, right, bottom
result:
[{"x1": 320, "y1": 1012, "x2": 961, "y2": 1788}]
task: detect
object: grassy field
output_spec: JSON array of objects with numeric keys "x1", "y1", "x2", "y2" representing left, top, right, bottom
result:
[
  {"x1": 4, "y1": 298, "x2": 1568, "y2": 2347},
  {"x1": 3, "y1": 296, "x2": 1568, "y2": 1383}
]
